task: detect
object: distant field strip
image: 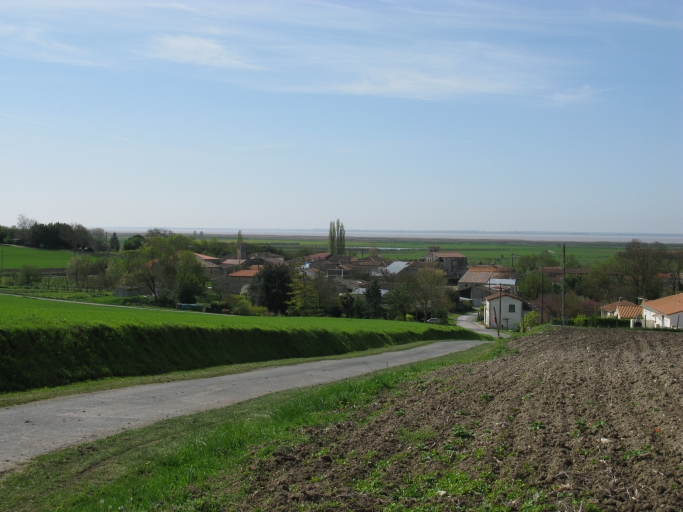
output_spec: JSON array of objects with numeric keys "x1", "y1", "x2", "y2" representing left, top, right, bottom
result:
[
  {"x1": 0, "y1": 245, "x2": 79, "y2": 269},
  {"x1": 0, "y1": 295, "x2": 490, "y2": 392}
]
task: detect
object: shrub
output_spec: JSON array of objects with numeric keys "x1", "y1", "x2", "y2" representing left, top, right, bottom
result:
[
  {"x1": 520, "y1": 311, "x2": 539, "y2": 333},
  {"x1": 405, "y1": 314, "x2": 414, "y2": 322}
]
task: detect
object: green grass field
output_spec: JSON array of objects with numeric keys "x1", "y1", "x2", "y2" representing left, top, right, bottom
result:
[
  {"x1": 0, "y1": 294, "x2": 458, "y2": 332},
  {"x1": 0, "y1": 295, "x2": 490, "y2": 392},
  {"x1": 0, "y1": 244, "x2": 80, "y2": 269}
]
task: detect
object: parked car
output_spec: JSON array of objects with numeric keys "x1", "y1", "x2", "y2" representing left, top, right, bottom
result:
[{"x1": 425, "y1": 317, "x2": 440, "y2": 324}]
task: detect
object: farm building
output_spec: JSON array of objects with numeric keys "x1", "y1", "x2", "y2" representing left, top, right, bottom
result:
[
  {"x1": 422, "y1": 247, "x2": 467, "y2": 279},
  {"x1": 641, "y1": 293, "x2": 683, "y2": 329},
  {"x1": 114, "y1": 286, "x2": 146, "y2": 297},
  {"x1": 483, "y1": 291, "x2": 531, "y2": 331},
  {"x1": 212, "y1": 268, "x2": 261, "y2": 295}
]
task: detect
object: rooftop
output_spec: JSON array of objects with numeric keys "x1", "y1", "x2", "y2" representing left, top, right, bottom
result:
[
  {"x1": 228, "y1": 269, "x2": 260, "y2": 278},
  {"x1": 641, "y1": 293, "x2": 683, "y2": 315},
  {"x1": 600, "y1": 299, "x2": 636, "y2": 313},
  {"x1": 615, "y1": 304, "x2": 643, "y2": 319}
]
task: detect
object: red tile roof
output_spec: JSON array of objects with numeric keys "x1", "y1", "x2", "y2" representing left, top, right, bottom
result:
[
  {"x1": 228, "y1": 269, "x2": 260, "y2": 278},
  {"x1": 600, "y1": 299, "x2": 636, "y2": 313},
  {"x1": 615, "y1": 304, "x2": 643, "y2": 319},
  {"x1": 485, "y1": 291, "x2": 524, "y2": 302},
  {"x1": 194, "y1": 253, "x2": 220, "y2": 261},
  {"x1": 641, "y1": 293, "x2": 683, "y2": 315},
  {"x1": 307, "y1": 253, "x2": 332, "y2": 261}
]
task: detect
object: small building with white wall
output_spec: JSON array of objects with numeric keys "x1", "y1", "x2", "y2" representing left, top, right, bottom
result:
[
  {"x1": 641, "y1": 293, "x2": 683, "y2": 329},
  {"x1": 483, "y1": 292, "x2": 530, "y2": 331}
]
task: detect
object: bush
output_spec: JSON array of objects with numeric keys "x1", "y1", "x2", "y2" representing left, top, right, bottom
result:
[
  {"x1": 520, "y1": 311, "x2": 540, "y2": 333},
  {"x1": 405, "y1": 314, "x2": 414, "y2": 322}
]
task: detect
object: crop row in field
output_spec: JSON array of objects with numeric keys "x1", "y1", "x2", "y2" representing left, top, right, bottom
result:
[{"x1": 0, "y1": 295, "x2": 489, "y2": 392}]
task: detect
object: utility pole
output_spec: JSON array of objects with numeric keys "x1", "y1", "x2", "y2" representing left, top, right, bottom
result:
[
  {"x1": 498, "y1": 283, "x2": 503, "y2": 337},
  {"x1": 541, "y1": 265, "x2": 544, "y2": 323},
  {"x1": 562, "y1": 243, "x2": 566, "y2": 326}
]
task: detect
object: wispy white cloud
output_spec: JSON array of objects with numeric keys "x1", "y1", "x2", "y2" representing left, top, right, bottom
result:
[
  {"x1": 0, "y1": 23, "x2": 102, "y2": 65},
  {"x1": 148, "y1": 35, "x2": 257, "y2": 69},
  {"x1": 547, "y1": 85, "x2": 616, "y2": 105}
]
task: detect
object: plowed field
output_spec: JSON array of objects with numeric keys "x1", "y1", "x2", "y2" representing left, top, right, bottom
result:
[{"x1": 232, "y1": 329, "x2": 683, "y2": 511}]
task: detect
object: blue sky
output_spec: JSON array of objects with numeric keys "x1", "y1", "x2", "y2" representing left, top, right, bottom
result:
[{"x1": 1, "y1": 0, "x2": 681, "y2": 234}]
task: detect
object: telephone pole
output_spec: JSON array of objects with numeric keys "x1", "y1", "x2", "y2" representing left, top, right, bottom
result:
[{"x1": 561, "y1": 243, "x2": 566, "y2": 326}]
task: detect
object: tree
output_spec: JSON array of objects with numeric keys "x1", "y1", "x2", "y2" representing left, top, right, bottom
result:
[
  {"x1": 146, "y1": 228, "x2": 174, "y2": 238},
  {"x1": 175, "y1": 251, "x2": 207, "y2": 303},
  {"x1": 614, "y1": 240, "x2": 667, "y2": 300},
  {"x1": 664, "y1": 250, "x2": 683, "y2": 295},
  {"x1": 18, "y1": 265, "x2": 42, "y2": 288},
  {"x1": 89, "y1": 228, "x2": 109, "y2": 251},
  {"x1": 237, "y1": 230, "x2": 244, "y2": 243},
  {"x1": 385, "y1": 283, "x2": 413, "y2": 320},
  {"x1": 337, "y1": 220, "x2": 345, "y2": 255},
  {"x1": 328, "y1": 221, "x2": 336, "y2": 254},
  {"x1": 519, "y1": 272, "x2": 555, "y2": 301},
  {"x1": 109, "y1": 232, "x2": 120, "y2": 252},
  {"x1": 123, "y1": 234, "x2": 145, "y2": 251},
  {"x1": 338, "y1": 293, "x2": 355, "y2": 318},
  {"x1": 67, "y1": 254, "x2": 92, "y2": 289},
  {"x1": 134, "y1": 237, "x2": 177, "y2": 300},
  {"x1": 327, "y1": 219, "x2": 346, "y2": 255},
  {"x1": 249, "y1": 264, "x2": 292, "y2": 314},
  {"x1": 287, "y1": 266, "x2": 317, "y2": 315},
  {"x1": 408, "y1": 268, "x2": 447, "y2": 321},
  {"x1": 364, "y1": 278, "x2": 383, "y2": 318}
]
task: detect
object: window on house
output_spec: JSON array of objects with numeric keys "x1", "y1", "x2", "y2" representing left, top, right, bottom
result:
[{"x1": 508, "y1": 304, "x2": 516, "y2": 313}]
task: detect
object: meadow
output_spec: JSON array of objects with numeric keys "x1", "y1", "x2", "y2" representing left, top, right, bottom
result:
[
  {"x1": 0, "y1": 295, "x2": 489, "y2": 392},
  {"x1": 0, "y1": 244, "x2": 80, "y2": 269}
]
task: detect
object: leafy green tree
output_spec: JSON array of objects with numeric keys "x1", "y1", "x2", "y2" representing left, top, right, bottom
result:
[
  {"x1": 67, "y1": 254, "x2": 92, "y2": 289},
  {"x1": 385, "y1": 283, "x2": 413, "y2": 320},
  {"x1": 134, "y1": 237, "x2": 177, "y2": 300},
  {"x1": 18, "y1": 265, "x2": 42, "y2": 288},
  {"x1": 338, "y1": 293, "x2": 355, "y2": 318},
  {"x1": 287, "y1": 266, "x2": 317, "y2": 315},
  {"x1": 123, "y1": 234, "x2": 145, "y2": 251},
  {"x1": 664, "y1": 250, "x2": 683, "y2": 295},
  {"x1": 249, "y1": 264, "x2": 292, "y2": 314},
  {"x1": 408, "y1": 268, "x2": 447, "y2": 321},
  {"x1": 336, "y1": 220, "x2": 345, "y2": 255},
  {"x1": 519, "y1": 272, "x2": 555, "y2": 300},
  {"x1": 237, "y1": 230, "x2": 244, "y2": 243},
  {"x1": 109, "y1": 232, "x2": 120, "y2": 252},
  {"x1": 364, "y1": 278, "x2": 383, "y2": 318},
  {"x1": 175, "y1": 251, "x2": 207, "y2": 303},
  {"x1": 328, "y1": 221, "x2": 336, "y2": 254}
]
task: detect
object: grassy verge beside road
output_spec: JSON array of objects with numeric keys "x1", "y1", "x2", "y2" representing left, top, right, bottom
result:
[
  {"x1": 0, "y1": 295, "x2": 491, "y2": 392},
  {"x1": 0, "y1": 340, "x2": 504, "y2": 512}
]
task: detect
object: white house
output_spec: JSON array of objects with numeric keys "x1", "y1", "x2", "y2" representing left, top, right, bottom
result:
[
  {"x1": 641, "y1": 293, "x2": 683, "y2": 329},
  {"x1": 483, "y1": 292, "x2": 530, "y2": 330}
]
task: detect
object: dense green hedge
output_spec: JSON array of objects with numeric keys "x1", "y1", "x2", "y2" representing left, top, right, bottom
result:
[
  {"x1": 0, "y1": 324, "x2": 488, "y2": 392},
  {"x1": 551, "y1": 316, "x2": 631, "y2": 328}
]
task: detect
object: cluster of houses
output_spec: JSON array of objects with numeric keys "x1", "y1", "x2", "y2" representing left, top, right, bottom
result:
[
  {"x1": 600, "y1": 295, "x2": 683, "y2": 329},
  {"x1": 118, "y1": 242, "x2": 682, "y2": 331}
]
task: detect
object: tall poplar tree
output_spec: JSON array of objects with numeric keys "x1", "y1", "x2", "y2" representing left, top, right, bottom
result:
[{"x1": 328, "y1": 221, "x2": 336, "y2": 254}]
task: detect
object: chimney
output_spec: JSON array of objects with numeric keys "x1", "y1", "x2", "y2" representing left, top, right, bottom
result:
[{"x1": 618, "y1": 297, "x2": 623, "y2": 302}]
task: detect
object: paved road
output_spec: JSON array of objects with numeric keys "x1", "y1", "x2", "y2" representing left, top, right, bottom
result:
[
  {"x1": 0, "y1": 340, "x2": 487, "y2": 473},
  {"x1": 456, "y1": 312, "x2": 509, "y2": 338}
]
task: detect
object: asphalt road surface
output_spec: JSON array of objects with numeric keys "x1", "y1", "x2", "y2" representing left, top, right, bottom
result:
[
  {"x1": 456, "y1": 312, "x2": 508, "y2": 338},
  {"x1": 0, "y1": 340, "x2": 487, "y2": 473}
]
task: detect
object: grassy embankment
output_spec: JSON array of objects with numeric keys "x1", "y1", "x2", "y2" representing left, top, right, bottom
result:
[
  {"x1": 0, "y1": 295, "x2": 491, "y2": 394},
  {"x1": 0, "y1": 244, "x2": 81, "y2": 269},
  {"x1": 0, "y1": 339, "x2": 507, "y2": 512}
]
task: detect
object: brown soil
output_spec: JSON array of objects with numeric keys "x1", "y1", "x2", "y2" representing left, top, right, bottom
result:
[{"x1": 232, "y1": 329, "x2": 683, "y2": 511}]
